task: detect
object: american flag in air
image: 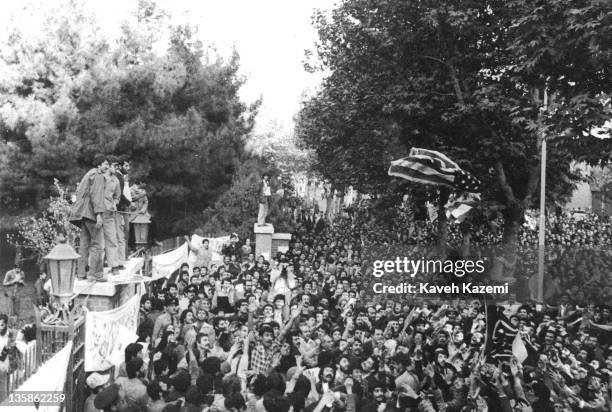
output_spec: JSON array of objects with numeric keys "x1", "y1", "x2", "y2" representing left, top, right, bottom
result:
[{"x1": 388, "y1": 148, "x2": 481, "y2": 193}]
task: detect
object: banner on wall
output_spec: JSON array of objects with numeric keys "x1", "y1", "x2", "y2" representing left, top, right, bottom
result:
[
  {"x1": 84, "y1": 294, "x2": 140, "y2": 372},
  {"x1": 151, "y1": 242, "x2": 189, "y2": 280},
  {"x1": 188, "y1": 234, "x2": 229, "y2": 267}
]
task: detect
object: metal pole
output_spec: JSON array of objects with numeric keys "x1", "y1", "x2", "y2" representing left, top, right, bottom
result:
[
  {"x1": 537, "y1": 89, "x2": 548, "y2": 303},
  {"x1": 537, "y1": 138, "x2": 546, "y2": 303}
]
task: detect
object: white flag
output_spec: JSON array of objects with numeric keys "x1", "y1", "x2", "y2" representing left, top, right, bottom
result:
[{"x1": 512, "y1": 333, "x2": 528, "y2": 364}]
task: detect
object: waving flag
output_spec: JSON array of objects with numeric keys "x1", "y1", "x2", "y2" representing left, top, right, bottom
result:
[{"x1": 388, "y1": 148, "x2": 481, "y2": 192}]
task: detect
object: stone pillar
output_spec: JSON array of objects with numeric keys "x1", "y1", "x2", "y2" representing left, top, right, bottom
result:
[
  {"x1": 71, "y1": 257, "x2": 144, "y2": 311},
  {"x1": 73, "y1": 281, "x2": 139, "y2": 312},
  {"x1": 254, "y1": 224, "x2": 274, "y2": 260}
]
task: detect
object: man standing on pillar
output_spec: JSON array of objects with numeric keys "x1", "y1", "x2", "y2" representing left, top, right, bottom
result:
[
  {"x1": 257, "y1": 174, "x2": 271, "y2": 226},
  {"x1": 103, "y1": 156, "x2": 122, "y2": 272},
  {"x1": 69, "y1": 154, "x2": 108, "y2": 282}
]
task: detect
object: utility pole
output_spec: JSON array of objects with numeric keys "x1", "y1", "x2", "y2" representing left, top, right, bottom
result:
[{"x1": 537, "y1": 89, "x2": 548, "y2": 303}]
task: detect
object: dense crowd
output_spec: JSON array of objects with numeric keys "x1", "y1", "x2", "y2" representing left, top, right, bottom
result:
[
  {"x1": 74, "y1": 212, "x2": 612, "y2": 412},
  {"x1": 352, "y1": 206, "x2": 612, "y2": 303}
]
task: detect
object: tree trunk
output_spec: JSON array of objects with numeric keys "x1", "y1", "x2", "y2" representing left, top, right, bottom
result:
[
  {"x1": 460, "y1": 231, "x2": 471, "y2": 258},
  {"x1": 437, "y1": 188, "x2": 450, "y2": 257},
  {"x1": 499, "y1": 203, "x2": 523, "y2": 278}
]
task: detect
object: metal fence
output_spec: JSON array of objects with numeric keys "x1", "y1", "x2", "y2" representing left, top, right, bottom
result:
[
  {"x1": 1, "y1": 341, "x2": 37, "y2": 398},
  {"x1": 1, "y1": 234, "x2": 208, "y2": 408}
]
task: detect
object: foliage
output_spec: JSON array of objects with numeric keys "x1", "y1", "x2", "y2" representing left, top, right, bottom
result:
[
  {"x1": 297, "y1": 0, "x2": 612, "y2": 255},
  {"x1": 199, "y1": 159, "x2": 297, "y2": 240},
  {"x1": 246, "y1": 120, "x2": 315, "y2": 177},
  {"x1": 0, "y1": 0, "x2": 258, "y2": 237},
  {"x1": 7, "y1": 179, "x2": 79, "y2": 262}
]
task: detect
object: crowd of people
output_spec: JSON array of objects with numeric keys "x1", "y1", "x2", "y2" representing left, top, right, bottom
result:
[
  {"x1": 350, "y1": 203, "x2": 612, "y2": 303},
  {"x1": 76, "y1": 211, "x2": 611, "y2": 412}
]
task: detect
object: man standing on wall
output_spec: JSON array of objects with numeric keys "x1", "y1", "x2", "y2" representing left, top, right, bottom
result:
[
  {"x1": 114, "y1": 157, "x2": 131, "y2": 265},
  {"x1": 69, "y1": 154, "x2": 108, "y2": 282},
  {"x1": 103, "y1": 156, "x2": 122, "y2": 272},
  {"x1": 257, "y1": 174, "x2": 272, "y2": 226}
]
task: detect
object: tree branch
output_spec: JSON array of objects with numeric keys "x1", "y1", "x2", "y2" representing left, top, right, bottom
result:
[
  {"x1": 418, "y1": 55, "x2": 465, "y2": 105},
  {"x1": 495, "y1": 160, "x2": 516, "y2": 203}
]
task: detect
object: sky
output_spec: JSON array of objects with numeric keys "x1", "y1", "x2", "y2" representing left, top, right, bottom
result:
[{"x1": 0, "y1": 0, "x2": 337, "y2": 133}]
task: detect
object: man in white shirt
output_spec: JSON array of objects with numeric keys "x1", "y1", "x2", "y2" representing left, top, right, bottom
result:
[{"x1": 257, "y1": 174, "x2": 272, "y2": 225}]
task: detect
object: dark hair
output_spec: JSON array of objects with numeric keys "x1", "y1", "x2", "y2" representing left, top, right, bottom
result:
[
  {"x1": 222, "y1": 375, "x2": 242, "y2": 396},
  {"x1": 124, "y1": 343, "x2": 143, "y2": 363},
  {"x1": 250, "y1": 374, "x2": 268, "y2": 397},
  {"x1": 262, "y1": 394, "x2": 292, "y2": 412},
  {"x1": 126, "y1": 358, "x2": 143, "y2": 379},
  {"x1": 107, "y1": 155, "x2": 120, "y2": 165},
  {"x1": 140, "y1": 295, "x2": 151, "y2": 306},
  {"x1": 179, "y1": 309, "x2": 193, "y2": 324},
  {"x1": 93, "y1": 154, "x2": 107, "y2": 167},
  {"x1": 165, "y1": 297, "x2": 179, "y2": 307},
  {"x1": 267, "y1": 372, "x2": 286, "y2": 394},
  {"x1": 153, "y1": 358, "x2": 169, "y2": 377},
  {"x1": 147, "y1": 380, "x2": 162, "y2": 401},
  {"x1": 224, "y1": 392, "x2": 246, "y2": 410}
]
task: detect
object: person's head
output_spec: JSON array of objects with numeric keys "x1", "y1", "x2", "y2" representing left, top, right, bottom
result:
[
  {"x1": 263, "y1": 304, "x2": 274, "y2": 319},
  {"x1": 167, "y1": 283, "x2": 178, "y2": 298},
  {"x1": 180, "y1": 309, "x2": 194, "y2": 325},
  {"x1": 224, "y1": 392, "x2": 246, "y2": 411},
  {"x1": 370, "y1": 380, "x2": 386, "y2": 402},
  {"x1": 107, "y1": 155, "x2": 120, "y2": 173},
  {"x1": 120, "y1": 157, "x2": 130, "y2": 173},
  {"x1": 0, "y1": 314, "x2": 8, "y2": 335},
  {"x1": 320, "y1": 365, "x2": 336, "y2": 383},
  {"x1": 196, "y1": 333, "x2": 211, "y2": 350},
  {"x1": 259, "y1": 325, "x2": 274, "y2": 347},
  {"x1": 351, "y1": 340, "x2": 363, "y2": 356},
  {"x1": 140, "y1": 295, "x2": 152, "y2": 312},
  {"x1": 93, "y1": 154, "x2": 109, "y2": 171},
  {"x1": 126, "y1": 357, "x2": 144, "y2": 379},
  {"x1": 262, "y1": 394, "x2": 292, "y2": 412},
  {"x1": 165, "y1": 297, "x2": 179, "y2": 315},
  {"x1": 153, "y1": 357, "x2": 169, "y2": 378},
  {"x1": 169, "y1": 371, "x2": 191, "y2": 396},
  {"x1": 124, "y1": 342, "x2": 143, "y2": 363}
]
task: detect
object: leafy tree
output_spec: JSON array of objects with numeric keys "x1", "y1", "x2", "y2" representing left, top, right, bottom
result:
[
  {"x1": 0, "y1": 0, "x2": 258, "y2": 237},
  {"x1": 7, "y1": 179, "x2": 79, "y2": 263},
  {"x1": 297, "y1": 0, "x2": 612, "y2": 264}
]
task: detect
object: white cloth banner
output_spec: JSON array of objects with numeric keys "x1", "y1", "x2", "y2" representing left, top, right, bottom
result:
[
  {"x1": 0, "y1": 341, "x2": 73, "y2": 411},
  {"x1": 512, "y1": 333, "x2": 529, "y2": 364},
  {"x1": 152, "y1": 242, "x2": 188, "y2": 279},
  {"x1": 188, "y1": 234, "x2": 229, "y2": 267},
  {"x1": 84, "y1": 294, "x2": 140, "y2": 372}
]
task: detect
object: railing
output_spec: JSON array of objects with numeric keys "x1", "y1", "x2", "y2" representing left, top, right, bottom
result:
[
  {"x1": 2, "y1": 234, "x2": 219, "y2": 407},
  {"x1": 2, "y1": 340, "x2": 37, "y2": 397}
]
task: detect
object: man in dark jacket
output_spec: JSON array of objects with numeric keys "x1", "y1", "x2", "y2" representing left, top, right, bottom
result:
[
  {"x1": 69, "y1": 154, "x2": 108, "y2": 281},
  {"x1": 113, "y1": 156, "x2": 131, "y2": 265}
]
